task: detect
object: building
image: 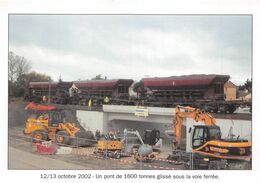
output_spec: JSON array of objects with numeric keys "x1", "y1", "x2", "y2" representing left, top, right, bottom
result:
[
  {"x1": 238, "y1": 89, "x2": 252, "y2": 102},
  {"x1": 224, "y1": 81, "x2": 237, "y2": 101}
]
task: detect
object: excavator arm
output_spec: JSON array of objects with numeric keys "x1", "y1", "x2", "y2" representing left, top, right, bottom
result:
[
  {"x1": 173, "y1": 106, "x2": 216, "y2": 150},
  {"x1": 121, "y1": 129, "x2": 145, "y2": 145}
]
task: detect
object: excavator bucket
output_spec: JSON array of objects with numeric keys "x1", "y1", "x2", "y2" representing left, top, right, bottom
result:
[
  {"x1": 56, "y1": 120, "x2": 96, "y2": 147},
  {"x1": 70, "y1": 123, "x2": 96, "y2": 147}
]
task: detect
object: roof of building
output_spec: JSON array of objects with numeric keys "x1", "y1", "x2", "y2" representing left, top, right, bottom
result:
[{"x1": 224, "y1": 81, "x2": 237, "y2": 88}]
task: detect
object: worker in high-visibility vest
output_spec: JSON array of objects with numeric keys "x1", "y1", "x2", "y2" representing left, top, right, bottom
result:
[
  {"x1": 42, "y1": 95, "x2": 47, "y2": 103},
  {"x1": 104, "y1": 96, "x2": 109, "y2": 104},
  {"x1": 88, "y1": 98, "x2": 92, "y2": 110}
]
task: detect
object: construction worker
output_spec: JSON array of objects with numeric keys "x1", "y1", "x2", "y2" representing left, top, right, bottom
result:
[
  {"x1": 108, "y1": 131, "x2": 115, "y2": 140},
  {"x1": 42, "y1": 95, "x2": 47, "y2": 103},
  {"x1": 88, "y1": 98, "x2": 92, "y2": 110},
  {"x1": 104, "y1": 96, "x2": 109, "y2": 104},
  {"x1": 116, "y1": 130, "x2": 121, "y2": 140},
  {"x1": 95, "y1": 130, "x2": 101, "y2": 140}
]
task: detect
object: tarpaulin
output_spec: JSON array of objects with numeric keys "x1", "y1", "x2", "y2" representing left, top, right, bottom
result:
[{"x1": 25, "y1": 102, "x2": 57, "y2": 111}]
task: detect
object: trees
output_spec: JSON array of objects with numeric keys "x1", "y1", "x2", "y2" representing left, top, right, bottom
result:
[
  {"x1": 8, "y1": 52, "x2": 17, "y2": 83},
  {"x1": 238, "y1": 78, "x2": 252, "y2": 92},
  {"x1": 244, "y1": 78, "x2": 252, "y2": 92},
  {"x1": 91, "y1": 74, "x2": 107, "y2": 80},
  {"x1": 8, "y1": 51, "x2": 31, "y2": 97},
  {"x1": 8, "y1": 51, "x2": 31, "y2": 83},
  {"x1": 24, "y1": 71, "x2": 51, "y2": 83},
  {"x1": 8, "y1": 51, "x2": 51, "y2": 97}
]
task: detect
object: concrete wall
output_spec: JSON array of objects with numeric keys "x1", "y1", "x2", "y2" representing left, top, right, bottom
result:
[
  {"x1": 103, "y1": 104, "x2": 174, "y2": 116},
  {"x1": 107, "y1": 113, "x2": 173, "y2": 124},
  {"x1": 77, "y1": 110, "x2": 105, "y2": 133},
  {"x1": 216, "y1": 119, "x2": 251, "y2": 140}
]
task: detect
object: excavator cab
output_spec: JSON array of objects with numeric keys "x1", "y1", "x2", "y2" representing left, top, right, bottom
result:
[
  {"x1": 144, "y1": 129, "x2": 160, "y2": 145},
  {"x1": 192, "y1": 125, "x2": 221, "y2": 149},
  {"x1": 144, "y1": 129, "x2": 162, "y2": 151}
]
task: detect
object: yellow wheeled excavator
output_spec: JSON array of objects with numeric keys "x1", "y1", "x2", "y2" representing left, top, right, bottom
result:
[{"x1": 166, "y1": 105, "x2": 251, "y2": 170}]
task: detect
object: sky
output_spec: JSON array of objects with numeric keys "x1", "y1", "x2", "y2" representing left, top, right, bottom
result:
[{"x1": 9, "y1": 15, "x2": 252, "y2": 85}]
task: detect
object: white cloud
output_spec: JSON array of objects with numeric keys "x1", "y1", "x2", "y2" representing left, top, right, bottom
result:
[{"x1": 9, "y1": 15, "x2": 252, "y2": 85}]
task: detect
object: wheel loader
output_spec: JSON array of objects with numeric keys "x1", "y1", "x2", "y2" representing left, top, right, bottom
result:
[{"x1": 23, "y1": 102, "x2": 95, "y2": 146}]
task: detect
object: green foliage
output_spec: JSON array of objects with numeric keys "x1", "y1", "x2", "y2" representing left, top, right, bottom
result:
[
  {"x1": 8, "y1": 51, "x2": 51, "y2": 97},
  {"x1": 91, "y1": 74, "x2": 105, "y2": 80},
  {"x1": 238, "y1": 78, "x2": 252, "y2": 92},
  {"x1": 24, "y1": 71, "x2": 51, "y2": 83},
  {"x1": 244, "y1": 78, "x2": 252, "y2": 92}
]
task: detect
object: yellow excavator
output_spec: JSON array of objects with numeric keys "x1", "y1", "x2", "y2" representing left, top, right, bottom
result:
[
  {"x1": 167, "y1": 105, "x2": 251, "y2": 170},
  {"x1": 23, "y1": 102, "x2": 95, "y2": 146}
]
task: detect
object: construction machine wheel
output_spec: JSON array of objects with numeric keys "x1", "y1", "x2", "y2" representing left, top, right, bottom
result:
[
  {"x1": 148, "y1": 153, "x2": 155, "y2": 162},
  {"x1": 32, "y1": 130, "x2": 47, "y2": 143},
  {"x1": 55, "y1": 131, "x2": 70, "y2": 145},
  {"x1": 134, "y1": 154, "x2": 141, "y2": 162},
  {"x1": 114, "y1": 151, "x2": 121, "y2": 159}
]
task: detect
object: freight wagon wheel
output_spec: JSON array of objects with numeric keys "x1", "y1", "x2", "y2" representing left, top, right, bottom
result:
[
  {"x1": 55, "y1": 131, "x2": 70, "y2": 145},
  {"x1": 32, "y1": 130, "x2": 47, "y2": 143},
  {"x1": 227, "y1": 104, "x2": 237, "y2": 114},
  {"x1": 134, "y1": 155, "x2": 141, "y2": 162}
]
